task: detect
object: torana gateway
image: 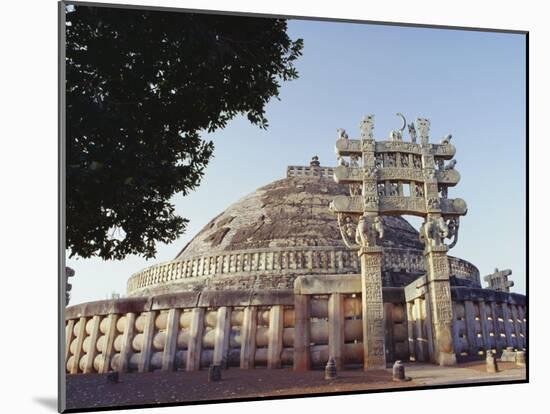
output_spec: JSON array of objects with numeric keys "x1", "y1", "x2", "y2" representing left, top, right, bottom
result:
[{"x1": 65, "y1": 114, "x2": 526, "y2": 375}]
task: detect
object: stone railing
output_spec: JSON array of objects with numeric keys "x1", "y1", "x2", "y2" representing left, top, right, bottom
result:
[
  {"x1": 127, "y1": 247, "x2": 362, "y2": 295},
  {"x1": 65, "y1": 284, "x2": 409, "y2": 375},
  {"x1": 286, "y1": 165, "x2": 334, "y2": 179},
  {"x1": 405, "y1": 286, "x2": 526, "y2": 363},
  {"x1": 65, "y1": 290, "x2": 296, "y2": 375},
  {"x1": 127, "y1": 247, "x2": 480, "y2": 295},
  {"x1": 66, "y1": 280, "x2": 526, "y2": 375},
  {"x1": 448, "y1": 256, "x2": 481, "y2": 287}
]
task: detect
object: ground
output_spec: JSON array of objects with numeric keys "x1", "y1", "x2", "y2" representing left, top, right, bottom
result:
[{"x1": 65, "y1": 361, "x2": 526, "y2": 411}]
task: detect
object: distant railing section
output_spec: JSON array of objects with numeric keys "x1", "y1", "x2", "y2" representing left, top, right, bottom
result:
[{"x1": 286, "y1": 165, "x2": 334, "y2": 179}]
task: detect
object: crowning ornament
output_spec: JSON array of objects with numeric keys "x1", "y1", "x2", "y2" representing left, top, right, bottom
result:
[{"x1": 330, "y1": 113, "x2": 468, "y2": 367}]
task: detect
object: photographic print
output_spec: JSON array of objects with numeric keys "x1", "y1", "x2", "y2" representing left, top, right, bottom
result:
[{"x1": 60, "y1": 1, "x2": 527, "y2": 412}]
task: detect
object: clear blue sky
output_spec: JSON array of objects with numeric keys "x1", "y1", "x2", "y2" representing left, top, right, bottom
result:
[{"x1": 67, "y1": 19, "x2": 526, "y2": 304}]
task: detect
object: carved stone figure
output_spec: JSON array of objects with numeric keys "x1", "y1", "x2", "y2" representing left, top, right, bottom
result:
[
  {"x1": 424, "y1": 169, "x2": 436, "y2": 180},
  {"x1": 446, "y1": 217, "x2": 459, "y2": 248},
  {"x1": 389, "y1": 113, "x2": 406, "y2": 141},
  {"x1": 355, "y1": 215, "x2": 384, "y2": 247},
  {"x1": 360, "y1": 114, "x2": 375, "y2": 140},
  {"x1": 439, "y1": 134, "x2": 452, "y2": 145},
  {"x1": 373, "y1": 216, "x2": 384, "y2": 239},
  {"x1": 349, "y1": 183, "x2": 362, "y2": 196},
  {"x1": 408, "y1": 122, "x2": 417, "y2": 143},
  {"x1": 427, "y1": 197, "x2": 440, "y2": 209},
  {"x1": 389, "y1": 130, "x2": 402, "y2": 141},
  {"x1": 401, "y1": 155, "x2": 409, "y2": 168},
  {"x1": 444, "y1": 159, "x2": 457, "y2": 170},
  {"x1": 412, "y1": 155, "x2": 422, "y2": 169},
  {"x1": 337, "y1": 214, "x2": 359, "y2": 250},
  {"x1": 337, "y1": 155, "x2": 349, "y2": 167},
  {"x1": 337, "y1": 128, "x2": 349, "y2": 140},
  {"x1": 363, "y1": 195, "x2": 379, "y2": 209},
  {"x1": 414, "y1": 183, "x2": 424, "y2": 197},
  {"x1": 365, "y1": 167, "x2": 378, "y2": 179},
  {"x1": 439, "y1": 185, "x2": 448, "y2": 199},
  {"x1": 416, "y1": 118, "x2": 431, "y2": 145},
  {"x1": 355, "y1": 216, "x2": 369, "y2": 247},
  {"x1": 350, "y1": 154, "x2": 360, "y2": 167},
  {"x1": 389, "y1": 182, "x2": 399, "y2": 196},
  {"x1": 420, "y1": 216, "x2": 448, "y2": 247}
]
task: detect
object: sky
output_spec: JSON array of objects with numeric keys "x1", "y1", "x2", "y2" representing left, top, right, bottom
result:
[{"x1": 67, "y1": 18, "x2": 526, "y2": 304}]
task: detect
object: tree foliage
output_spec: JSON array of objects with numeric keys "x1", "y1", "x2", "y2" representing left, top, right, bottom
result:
[{"x1": 66, "y1": 5, "x2": 303, "y2": 260}]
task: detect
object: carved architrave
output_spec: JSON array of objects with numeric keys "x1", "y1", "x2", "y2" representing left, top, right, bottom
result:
[
  {"x1": 433, "y1": 143, "x2": 456, "y2": 159},
  {"x1": 363, "y1": 195, "x2": 379, "y2": 212},
  {"x1": 439, "y1": 198, "x2": 467, "y2": 216},
  {"x1": 330, "y1": 195, "x2": 363, "y2": 213},
  {"x1": 378, "y1": 196, "x2": 425, "y2": 216},
  {"x1": 423, "y1": 169, "x2": 436, "y2": 181},
  {"x1": 378, "y1": 167, "x2": 425, "y2": 182},
  {"x1": 376, "y1": 141, "x2": 421, "y2": 154},
  {"x1": 363, "y1": 181, "x2": 376, "y2": 195},
  {"x1": 335, "y1": 138, "x2": 362, "y2": 156},
  {"x1": 436, "y1": 169, "x2": 461, "y2": 186},
  {"x1": 361, "y1": 140, "x2": 376, "y2": 153},
  {"x1": 423, "y1": 155, "x2": 436, "y2": 169}
]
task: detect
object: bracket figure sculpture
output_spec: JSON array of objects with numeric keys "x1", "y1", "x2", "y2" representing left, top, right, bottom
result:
[
  {"x1": 446, "y1": 217, "x2": 460, "y2": 249},
  {"x1": 420, "y1": 216, "x2": 448, "y2": 248},
  {"x1": 356, "y1": 215, "x2": 384, "y2": 247},
  {"x1": 331, "y1": 112, "x2": 467, "y2": 367}
]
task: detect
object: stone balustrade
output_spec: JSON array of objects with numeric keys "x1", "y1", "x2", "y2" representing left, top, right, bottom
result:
[
  {"x1": 405, "y1": 286, "x2": 526, "y2": 363},
  {"x1": 286, "y1": 165, "x2": 334, "y2": 179},
  {"x1": 127, "y1": 247, "x2": 480, "y2": 296},
  {"x1": 65, "y1": 286, "x2": 407, "y2": 375},
  {"x1": 67, "y1": 281, "x2": 523, "y2": 375}
]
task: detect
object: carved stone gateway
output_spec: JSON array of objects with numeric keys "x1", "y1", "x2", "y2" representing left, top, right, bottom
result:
[{"x1": 330, "y1": 113, "x2": 467, "y2": 367}]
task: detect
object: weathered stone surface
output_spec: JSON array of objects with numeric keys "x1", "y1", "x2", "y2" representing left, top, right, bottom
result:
[
  {"x1": 151, "y1": 292, "x2": 200, "y2": 310},
  {"x1": 66, "y1": 297, "x2": 152, "y2": 319},
  {"x1": 294, "y1": 274, "x2": 361, "y2": 295}
]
